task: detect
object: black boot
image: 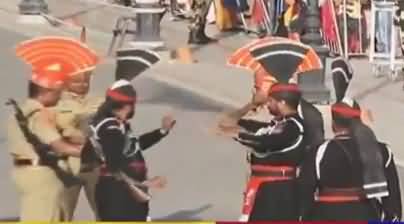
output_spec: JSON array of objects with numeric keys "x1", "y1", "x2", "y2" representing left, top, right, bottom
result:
[
  {"x1": 188, "y1": 27, "x2": 199, "y2": 44},
  {"x1": 188, "y1": 24, "x2": 215, "y2": 44},
  {"x1": 197, "y1": 23, "x2": 216, "y2": 43}
]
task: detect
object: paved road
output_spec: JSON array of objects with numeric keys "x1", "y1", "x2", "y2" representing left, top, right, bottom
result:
[
  {"x1": 0, "y1": 27, "x2": 248, "y2": 220},
  {"x1": 1, "y1": 26, "x2": 404, "y2": 221}
]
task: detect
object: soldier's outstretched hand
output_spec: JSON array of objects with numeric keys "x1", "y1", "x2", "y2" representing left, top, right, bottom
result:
[
  {"x1": 146, "y1": 176, "x2": 167, "y2": 189},
  {"x1": 361, "y1": 108, "x2": 374, "y2": 127},
  {"x1": 217, "y1": 114, "x2": 238, "y2": 130},
  {"x1": 161, "y1": 114, "x2": 176, "y2": 132},
  {"x1": 213, "y1": 125, "x2": 240, "y2": 138}
]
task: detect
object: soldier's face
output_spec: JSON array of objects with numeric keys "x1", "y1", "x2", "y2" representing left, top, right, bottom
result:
[
  {"x1": 267, "y1": 96, "x2": 281, "y2": 117},
  {"x1": 66, "y1": 72, "x2": 91, "y2": 95},
  {"x1": 127, "y1": 104, "x2": 135, "y2": 120},
  {"x1": 115, "y1": 104, "x2": 136, "y2": 121},
  {"x1": 43, "y1": 88, "x2": 62, "y2": 107}
]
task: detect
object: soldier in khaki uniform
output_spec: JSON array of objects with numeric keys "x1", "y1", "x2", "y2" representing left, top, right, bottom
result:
[
  {"x1": 7, "y1": 36, "x2": 99, "y2": 221},
  {"x1": 55, "y1": 70, "x2": 103, "y2": 220},
  {"x1": 52, "y1": 28, "x2": 101, "y2": 221}
]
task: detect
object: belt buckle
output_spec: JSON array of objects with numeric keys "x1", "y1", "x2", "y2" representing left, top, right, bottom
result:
[{"x1": 32, "y1": 159, "x2": 39, "y2": 166}]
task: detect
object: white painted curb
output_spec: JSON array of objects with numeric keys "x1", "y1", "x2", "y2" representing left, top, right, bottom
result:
[{"x1": 17, "y1": 15, "x2": 47, "y2": 24}]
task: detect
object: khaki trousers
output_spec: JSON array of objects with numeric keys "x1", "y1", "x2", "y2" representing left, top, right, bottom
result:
[
  {"x1": 60, "y1": 157, "x2": 99, "y2": 221},
  {"x1": 12, "y1": 166, "x2": 64, "y2": 221}
]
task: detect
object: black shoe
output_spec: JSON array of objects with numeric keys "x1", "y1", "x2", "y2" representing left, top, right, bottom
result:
[
  {"x1": 188, "y1": 36, "x2": 211, "y2": 44},
  {"x1": 199, "y1": 32, "x2": 217, "y2": 43},
  {"x1": 188, "y1": 30, "x2": 216, "y2": 44},
  {"x1": 189, "y1": 36, "x2": 215, "y2": 44}
]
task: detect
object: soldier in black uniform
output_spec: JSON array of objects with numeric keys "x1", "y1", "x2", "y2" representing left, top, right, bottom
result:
[
  {"x1": 298, "y1": 97, "x2": 402, "y2": 221},
  {"x1": 89, "y1": 80, "x2": 176, "y2": 221},
  {"x1": 218, "y1": 83, "x2": 307, "y2": 221}
]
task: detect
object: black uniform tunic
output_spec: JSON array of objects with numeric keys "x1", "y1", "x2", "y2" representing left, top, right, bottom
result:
[
  {"x1": 299, "y1": 134, "x2": 401, "y2": 221},
  {"x1": 236, "y1": 114, "x2": 306, "y2": 221},
  {"x1": 92, "y1": 116, "x2": 166, "y2": 221},
  {"x1": 379, "y1": 143, "x2": 402, "y2": 221}
]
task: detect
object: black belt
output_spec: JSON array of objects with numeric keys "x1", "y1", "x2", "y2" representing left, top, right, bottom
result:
[
  {"x1": 13, "y1": 158, "x2": 67, "y2": 167},
  {"x1": 14, "y1": 159, "x2": 42, "y2": 166}
]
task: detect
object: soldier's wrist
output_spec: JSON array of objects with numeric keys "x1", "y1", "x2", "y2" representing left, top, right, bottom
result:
[
  {"x1": 142, "y1": 180, "x2": 151, "y2": 187},
  {"x1": 159, "y1": 128, "x2": 169, "y2": 136}
]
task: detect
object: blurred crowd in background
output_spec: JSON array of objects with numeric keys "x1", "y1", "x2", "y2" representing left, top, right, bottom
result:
[{"x1": 113, "y1": 0, "x2": 404, "y2": 58}]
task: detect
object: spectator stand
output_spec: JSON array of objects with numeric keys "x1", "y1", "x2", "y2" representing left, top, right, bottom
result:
[
  {"x1": 321, "y1": 0, "x2": 368, "y2": 57},
  {"x1": 340, "y1": 0, "x2": 368, "y2": 57},
  {"x1": 369, "y1": 0, "x2": 404, "y2": 80}
]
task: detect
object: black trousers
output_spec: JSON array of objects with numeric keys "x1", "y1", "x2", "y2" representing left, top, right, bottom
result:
[
  {"x1": 304, "y1": 201, "x2": 380, "y2": 221},
  {"x1": 249, "y1": 180, "x2": 299, "y2": 221},
  {"x1": 95, "y1": 176, "x2": 149, "y2": 221}
]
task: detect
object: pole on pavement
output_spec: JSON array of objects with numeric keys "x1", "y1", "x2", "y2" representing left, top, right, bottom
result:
[
  {"x1": 131, "y1": 0, "x2": 166, "y2": 49},
  {"x1": 18, "y1": 0, "x2": 49, "y2": 15},
  {"x1": 299, "y1": 0, "x2": 330, "y2": 104}
]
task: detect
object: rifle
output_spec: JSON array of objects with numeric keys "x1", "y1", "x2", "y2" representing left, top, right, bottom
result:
[
  {"x1": 87, "y1": 127, "x2": 151, "y2": 202},
  {"x1": 6, "y1": 99, "x2": 81, "y2": 187},
  {"x1": 117, "y1": 171, "x2": 152, "y2": 202}
]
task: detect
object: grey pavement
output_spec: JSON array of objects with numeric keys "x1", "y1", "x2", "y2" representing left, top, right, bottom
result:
[
  {"x1": 1, "y1": 0, "x2": 404, "y2": 220},
  {"x1": 0, "y1": 26, "x2": 247, "y2": 220},
  {"x1": 7, "y1": 0, "x2": 402, "y2": 165}
]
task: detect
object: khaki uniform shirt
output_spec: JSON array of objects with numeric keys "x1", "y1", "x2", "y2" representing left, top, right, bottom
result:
[
  {"x1": 53, "y1": 92, "x2": 103, "y2": 174},
  {"x1": 53, "y1": 92, "x2": 103, "y2": 142},
  {"x1": 7, "y1": 99, "x2": 62, "y2": 162}
]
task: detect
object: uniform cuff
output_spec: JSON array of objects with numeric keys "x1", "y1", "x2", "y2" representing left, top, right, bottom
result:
[
  {"x1": 159, "y1": 128, "x2": 169, "y2": 136},
  {"x1": 238, "y1": 132, "x2": 251, "y2": 140}
]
